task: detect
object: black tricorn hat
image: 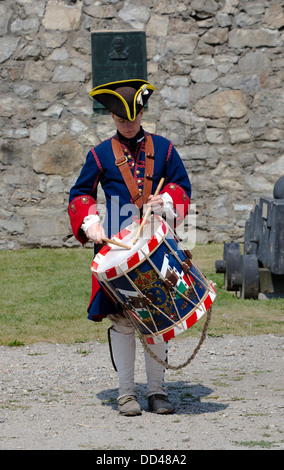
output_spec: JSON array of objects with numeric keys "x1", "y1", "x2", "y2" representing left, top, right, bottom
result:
[{"x1": 89, "y1": 79, "x2": 155, "y2": 121}]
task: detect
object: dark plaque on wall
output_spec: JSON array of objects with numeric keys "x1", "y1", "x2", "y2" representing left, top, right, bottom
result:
[{"x1": 91, "y1": 31, "x2": 147, "y2": 111}]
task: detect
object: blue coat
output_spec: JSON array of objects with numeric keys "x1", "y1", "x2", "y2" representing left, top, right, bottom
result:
[{"x1": 68, "y1": 130, "x2": 191, "y2": 320}]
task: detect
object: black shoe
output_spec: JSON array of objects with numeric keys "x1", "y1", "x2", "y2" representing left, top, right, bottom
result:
[{"x1": 148, "y1": 394, "x2": 175, "y2": 414}]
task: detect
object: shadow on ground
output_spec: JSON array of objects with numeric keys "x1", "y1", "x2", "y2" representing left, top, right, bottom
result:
[{"x1": 97, "y1": 380, "x2": 228, "y2": 415}]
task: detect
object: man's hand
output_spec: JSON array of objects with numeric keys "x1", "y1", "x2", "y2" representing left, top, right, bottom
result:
[
  {"x1": 86, "y1": 221, "x2": 106, "y2": 244},
  {"x1": 146, "y1": 194, "x2": 164, "y2": 213}
]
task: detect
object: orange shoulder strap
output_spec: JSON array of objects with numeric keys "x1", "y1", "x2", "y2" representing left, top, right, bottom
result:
[
  {"x1": 111, "y1": 133, "x2": 155, "y2": 208},
  {"x1": 111, "y1": 137, "x2": 144, "y2": 209}
]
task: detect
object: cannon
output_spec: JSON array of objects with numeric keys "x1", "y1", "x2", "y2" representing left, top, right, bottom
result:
[{"x1": 215, "y1": 175, "x2": 284, "y2": 299}]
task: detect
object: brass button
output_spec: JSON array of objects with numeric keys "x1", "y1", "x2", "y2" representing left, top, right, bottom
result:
[
  {"x1": 137, "y1": 179, "x2": 142, "y2": 184},
  {"x1": 136, "y1": 170, "x2": 140, "y2": 175},
  {"x1": 169, "y1": 184, "x2": 176, "y2": 190},
  {"x1": 132, "y1": 162, "x2": 135, "y2": 167}
]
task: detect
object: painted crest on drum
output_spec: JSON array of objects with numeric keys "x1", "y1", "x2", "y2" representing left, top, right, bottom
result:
[
  {"x1": 131, "y1": 259, "x2": 200, "y2": 324},
  {"x1": 133, "y1": 266, "x2": 173, "y2": 323},
  {"x1": 115, "y1": 243, "x2": 206, "y2": 336}
]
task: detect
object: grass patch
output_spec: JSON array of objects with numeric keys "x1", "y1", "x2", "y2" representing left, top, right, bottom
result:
[
  {"x1": 233, "y1": 440, "x2": 281, "y2": 449},
  {"x1": 0, "y1": 247, "x2": 109, "y2": 345},
  {"x1": 0, "y1": 245, "x2": 283, "y2": 345}
]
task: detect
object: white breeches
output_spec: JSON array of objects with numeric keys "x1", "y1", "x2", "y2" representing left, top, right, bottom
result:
[{"x1": 108, "y1": 314, "x2": 168, "y2": 399}]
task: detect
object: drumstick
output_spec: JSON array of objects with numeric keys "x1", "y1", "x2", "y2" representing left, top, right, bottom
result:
[
  {"x1": 133, "y1": 177, "x2": 165, "y2": 245},
  {"x1": 102, "y1": 238, "x2": 131, "y2": 250}
]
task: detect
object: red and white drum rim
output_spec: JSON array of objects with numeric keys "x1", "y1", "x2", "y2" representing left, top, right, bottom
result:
[
  {"x1": 91, "y1": 216, "x2": 168, "y2": 281},
  {"x1": 143, "y1": 283, "x2": 217, "y2": 344}
]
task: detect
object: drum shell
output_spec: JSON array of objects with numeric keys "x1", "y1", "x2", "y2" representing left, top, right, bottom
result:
[{"x1": 93, "y1": 224, "x2": 216, "y2": 343}]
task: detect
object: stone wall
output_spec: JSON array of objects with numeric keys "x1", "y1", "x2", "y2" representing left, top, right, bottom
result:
[{"x1": 0, "y1": 0, "x2": 283, "y2": 249}]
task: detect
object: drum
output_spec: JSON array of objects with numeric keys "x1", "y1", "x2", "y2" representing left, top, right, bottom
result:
[{"x1": 91, "y1": 215, "x2": 216, "y2": 344}]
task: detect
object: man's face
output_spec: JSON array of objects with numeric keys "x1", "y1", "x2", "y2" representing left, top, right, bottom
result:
[{"x1": 112, "y1": 109, "x2": 143, "y2": 139}]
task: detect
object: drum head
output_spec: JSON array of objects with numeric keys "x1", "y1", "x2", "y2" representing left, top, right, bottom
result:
[{"x1": 91, "y1": 215, "x2": 168, "y2": 280}]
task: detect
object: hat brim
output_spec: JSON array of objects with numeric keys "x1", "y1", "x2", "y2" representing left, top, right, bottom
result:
[{"x1": 90, "y1": 79, "x2": 155, "y2": 121}]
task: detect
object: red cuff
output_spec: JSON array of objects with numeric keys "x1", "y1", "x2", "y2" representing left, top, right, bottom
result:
[
  {"x1": 160, "y1": 183, "x2": 190, "y2": 225},
  {"x1": 68, "y1": 195, "x2": 98, "y2": 244}
]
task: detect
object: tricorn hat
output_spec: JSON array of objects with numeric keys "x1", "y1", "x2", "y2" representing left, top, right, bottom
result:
[{"x1": 89, "y1": 79, "x2": 155, "y2": 121}]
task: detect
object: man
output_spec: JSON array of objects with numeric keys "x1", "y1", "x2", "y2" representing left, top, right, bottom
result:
[{"x1": 68, "y1": 79, "x2": 191, "y2": 416}]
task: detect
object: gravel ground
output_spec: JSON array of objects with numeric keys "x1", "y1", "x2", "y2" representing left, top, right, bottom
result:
[{"x1": 0, "y1": 334, "x2": 283, "y2": 451}]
